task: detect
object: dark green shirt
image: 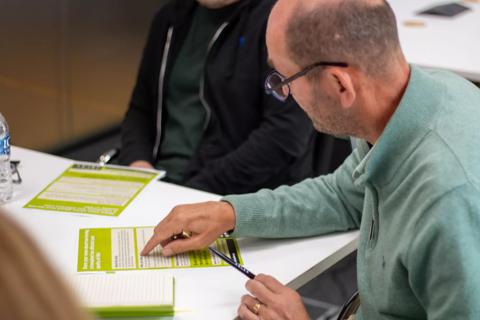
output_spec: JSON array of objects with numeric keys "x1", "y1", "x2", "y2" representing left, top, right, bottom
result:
[{"x1": 156, "y1": 5, "x2": 235, "y2": 183}]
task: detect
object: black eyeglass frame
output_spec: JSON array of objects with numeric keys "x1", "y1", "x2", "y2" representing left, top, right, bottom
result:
[{"x1": 265, "y1": 61, "x2": 349, "y2": 102}]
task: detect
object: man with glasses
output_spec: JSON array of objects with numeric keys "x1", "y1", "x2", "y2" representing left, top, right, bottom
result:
[
  {"x1": 118, "y1": 0, "x2": 338, "y2": 195},
  {"x1": 142, "y1": 0, "x2": 480, "y2": 319}
]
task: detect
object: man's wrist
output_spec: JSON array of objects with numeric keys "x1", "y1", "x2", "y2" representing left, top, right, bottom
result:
[{"x1": 218, "y1": 200, "x2": 236, "y2": 234}]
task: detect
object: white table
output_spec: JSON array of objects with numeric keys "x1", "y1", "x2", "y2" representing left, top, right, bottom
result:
[
  {"x1": 3, "y1": 146, "x2": 358, "y2": 319},
  {"x1": 390, "y1": 0, "x2": 480, "y2": 82}
]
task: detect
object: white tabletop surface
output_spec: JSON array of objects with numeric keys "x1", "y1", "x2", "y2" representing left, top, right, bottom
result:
[
  {"x1": 390, "y1": 0, "x2": 480, "y2": 82},
  {"x1": 3, "y1": 146, "x2": 358, "y2": 319}
]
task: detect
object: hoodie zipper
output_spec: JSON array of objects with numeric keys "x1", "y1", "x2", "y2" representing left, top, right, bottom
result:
[
  {"x1": 153, "y1": 26, "x2": 174, "y2": 160},
  {"x1": 199, "y1": 22, "x2": 229, "y2": 130},
  {"x1": 153, "y1": 21, "x2": 229, "y2": 159}
]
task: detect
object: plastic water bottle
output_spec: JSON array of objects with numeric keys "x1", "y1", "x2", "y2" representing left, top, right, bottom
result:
[{"x1": 0, "y1": 112, "x2": 12, "y2": 204}]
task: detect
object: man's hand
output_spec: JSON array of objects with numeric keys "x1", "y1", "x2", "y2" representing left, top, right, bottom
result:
[
  {"x1": 130, "y1": 160, "x2": 154, "y2": 169},
  {"x1": 141, "y1": 201, "x2": 236, "y2": 256},
  {"x1": 238, "y1": 274, "x2": 310, "y2": 320}
]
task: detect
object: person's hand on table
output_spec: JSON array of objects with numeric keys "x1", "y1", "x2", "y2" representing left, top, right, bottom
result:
[
  {"x1": 130, "y1": 160, "x2": 154, "y2": 170},
  {"x1": 140, "y1": 201, "x2": 236, "y2": 256},
  {"x1": 238, "y1": 274, "x2": 310, "y2": 320}
]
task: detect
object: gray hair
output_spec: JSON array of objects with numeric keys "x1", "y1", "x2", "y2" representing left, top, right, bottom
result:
[{"x1": 286, "y1": 0, "x2": 401, "y2": 77}]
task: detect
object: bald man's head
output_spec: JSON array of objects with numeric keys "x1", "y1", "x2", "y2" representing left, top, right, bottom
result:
[
  {"x1": 265, "y1": 0, "x2": 409, "y2": 141},
  {"x1": 280, "y1": 0, "x2": 402, "y2": 78}
]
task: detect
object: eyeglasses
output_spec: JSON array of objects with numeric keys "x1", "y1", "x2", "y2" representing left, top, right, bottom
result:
[
  {"x1": 10, "y1": 160, "x2": 22, "y2": 184},
  {"x1": 265, "y1": 61, "x2": 349, "y2": 102}
]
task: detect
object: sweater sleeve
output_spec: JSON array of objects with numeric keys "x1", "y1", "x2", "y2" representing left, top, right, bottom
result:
[
  {"x1": 407, "y1": 184, "x2": 480, "y2": 319},
  {"x1": 222, "y1": 149, "x2": 366, "y2": 238}
]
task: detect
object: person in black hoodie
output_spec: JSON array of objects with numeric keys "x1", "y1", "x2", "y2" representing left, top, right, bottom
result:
[{"x1": 119, "y1": 0, "x2": 319, "y2": 195}]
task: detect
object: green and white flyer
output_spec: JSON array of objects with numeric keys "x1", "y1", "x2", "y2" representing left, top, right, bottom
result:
[
  {"x1": 25, "y1": 163, "x2": 159, "y2": 217},
  {"x1": 78, "y1": 227, "x2": 244, "y2": 272}
]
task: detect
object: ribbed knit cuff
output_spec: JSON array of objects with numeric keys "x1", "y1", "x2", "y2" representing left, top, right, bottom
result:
[{"x1": 221, "y1": 194, "x2": 267, "y2": 238}]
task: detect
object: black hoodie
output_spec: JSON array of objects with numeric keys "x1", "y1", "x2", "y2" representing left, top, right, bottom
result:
[{"x1": 120, "y1": 0, "x2": 323, "y2": 195}]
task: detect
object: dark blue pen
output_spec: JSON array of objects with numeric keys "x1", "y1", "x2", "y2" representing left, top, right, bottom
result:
[
  {"x1": 208, "y1": 246, "x2": 256, "y2": 279},
  {"x1": 171, "y1": 231, "x2": 256, "y2": 279}
]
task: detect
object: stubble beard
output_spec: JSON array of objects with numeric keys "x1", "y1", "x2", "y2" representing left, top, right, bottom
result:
[{"x1": 309, "y1": 88, "x2": 359, "y2": 138}]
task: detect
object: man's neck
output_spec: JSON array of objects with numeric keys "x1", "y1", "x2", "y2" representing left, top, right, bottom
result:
[{"x1": 364, "y1": 63, "x2": 411, "y2": 144}]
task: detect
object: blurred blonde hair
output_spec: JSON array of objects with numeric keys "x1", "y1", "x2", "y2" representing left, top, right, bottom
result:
[{"x1": 0, "y1": 210, "x2": 91, "y2": 320}]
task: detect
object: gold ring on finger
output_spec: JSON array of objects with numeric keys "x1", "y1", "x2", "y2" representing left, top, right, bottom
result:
[
  {"x1": 252, "y1": 302, "x2": 262, "y2": 315},
  {"x1": 181, "y1": 230, "x2": 192, "y2": 238}
]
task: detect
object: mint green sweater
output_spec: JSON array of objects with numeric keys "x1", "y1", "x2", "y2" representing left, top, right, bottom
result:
[{"x1": 223, "y1": 66, "x2": 480, "y2": 319}]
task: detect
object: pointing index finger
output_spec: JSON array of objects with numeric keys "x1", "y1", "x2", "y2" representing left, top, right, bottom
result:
[
  {"x1": 141, "y1": 220, "x2": 179, "y2": 256},
  {"x1": 141, "y1": 233, "x2": 163, "y2": 256}
]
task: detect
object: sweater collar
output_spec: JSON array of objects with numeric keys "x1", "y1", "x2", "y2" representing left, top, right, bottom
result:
[{"x1": 354, "y1": 66, "x2": 444, "y2": 187}]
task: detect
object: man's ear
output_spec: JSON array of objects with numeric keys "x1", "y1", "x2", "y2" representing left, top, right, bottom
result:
[{"x1": 327, "y1": 69, "x2": 356, "y2": 109}]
